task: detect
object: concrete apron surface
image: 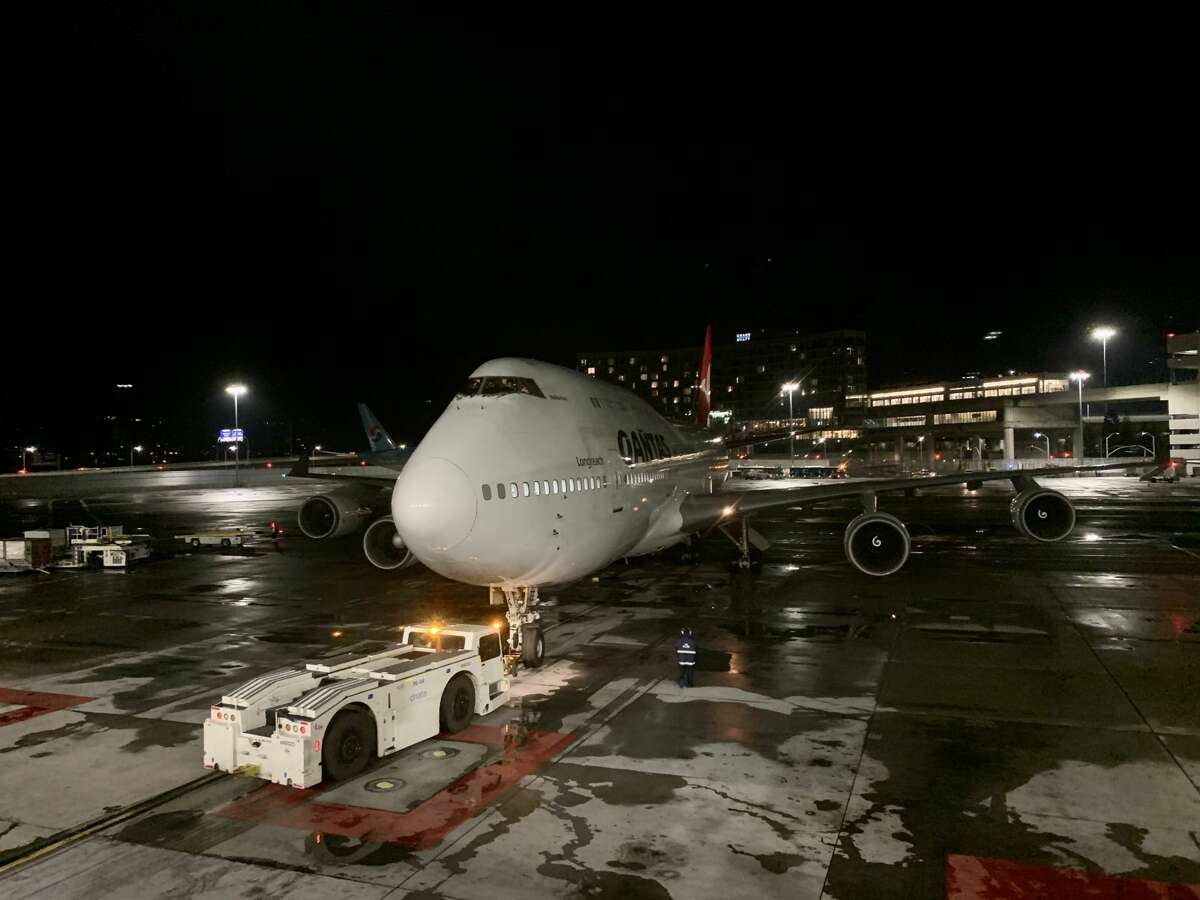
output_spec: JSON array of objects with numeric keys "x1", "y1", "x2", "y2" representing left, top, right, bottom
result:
[{"x1": 0, "y1": 477, "x2": 1197, "y2": 898}]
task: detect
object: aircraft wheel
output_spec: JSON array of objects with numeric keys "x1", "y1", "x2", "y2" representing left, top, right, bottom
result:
[
  {"x1": 521, "y1": 625, "x2": 545, "y2": 668},
  {"x1": 220, "y1": 538, "x2": 232, "y2": 547},
  {"x1": 191, "y1": 538, "x2": 201, "y2": 548}
]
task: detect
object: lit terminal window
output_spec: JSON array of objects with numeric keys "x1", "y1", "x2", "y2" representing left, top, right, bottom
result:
[
  {"x1": 587, "y1": 367, "x2": 596, "y2": 375},
  {"x1": 809, "y1": 406, "x2": 833, "y2": 419},
  {"x1": 933, "y1": 410, "x2": 998, "y2": 425}
]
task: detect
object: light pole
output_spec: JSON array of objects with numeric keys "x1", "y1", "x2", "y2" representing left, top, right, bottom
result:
[
  {"x1": 130, "y1": 445, "x2": 143, "y2": 467},
  {"x1": 1070, "y1": 371, "x2": 1090, "y2": 457},
  {"x1": 22, "y1": 446, "x2": 36, "y2": 472},
  {"x1": 1032, "y1": 432, "x2": 1050, "y2": 460},
  {"x1": 1139, "y1": 431, "x2": 1156, "y2": 458},
  {"x1": 225, "y1": 384, "x2": 248, "y2": 485},
  {"x1": 781, "y1": 381, "x2": 799, "y2": 471},
  {"x1": 1090, "y1": 326, "x2": 1117, "y2": 387}
]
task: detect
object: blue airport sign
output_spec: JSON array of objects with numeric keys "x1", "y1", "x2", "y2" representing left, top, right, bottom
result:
[{"x1": 218, "y1": 428, "x2": 245, "y2": 443}]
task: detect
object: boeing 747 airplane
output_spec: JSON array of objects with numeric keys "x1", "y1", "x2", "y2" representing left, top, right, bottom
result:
[{"x1": 290, "y1": 328, "x2": 1124, "y2": 667}]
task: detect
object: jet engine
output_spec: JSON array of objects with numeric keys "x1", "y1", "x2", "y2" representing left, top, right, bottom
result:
[
  {"x1": 843, "y1": 512, "x2": 911, "y2": 576},
  {"x1": 362, "y1": 515, "x2": 418, "y2": 571},
  {"x1": 1010, "y1": 488, "x2": 1075, "y2": 542},
  {"x1": 297, "y1": 484, "x2": 385, "y2": 539}
]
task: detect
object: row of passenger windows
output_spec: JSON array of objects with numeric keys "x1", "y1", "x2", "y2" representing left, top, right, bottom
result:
[
  {"x1": 622, "y1": 472, "x2": 657, "y2": 485},
  {"x1": 482, "y1": 475, "x2": 608, "y2": 501},
  {"x1": 480, "y1": 470, "x2": 662, "y2": 500}
]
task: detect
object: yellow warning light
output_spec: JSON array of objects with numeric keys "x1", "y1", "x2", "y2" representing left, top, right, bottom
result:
[
  {"x1": 430, "y1": 625, "x2": 440, "y2": 635},
  {"x1": 491, "y1": 621, "x2": 502, "y2": 630},
  {"x1": 331, "y1": 630, "x2": 343, "y2": 638}
]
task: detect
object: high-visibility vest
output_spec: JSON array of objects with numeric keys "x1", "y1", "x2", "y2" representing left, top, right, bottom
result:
[{"x1": 676, "y1": 640, "x2": 696, "y2": 665}]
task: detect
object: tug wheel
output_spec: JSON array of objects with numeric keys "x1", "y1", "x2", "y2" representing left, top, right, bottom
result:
[
  {"x1": 439, "y1": 674, "x2": 475, "y2": 734},
  {"x1": 322, "y1": 708, "x2": 375, "y2": 781}
]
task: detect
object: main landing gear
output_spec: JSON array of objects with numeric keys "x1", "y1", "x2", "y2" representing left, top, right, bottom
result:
[
  {"x1": 490, "y1": 585, "x2": 545, "y2": 671},
  {"x1": 719, "y1": 517, "x2": 768, "y2": 573}
]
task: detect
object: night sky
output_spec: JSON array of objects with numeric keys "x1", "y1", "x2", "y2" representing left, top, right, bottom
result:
[{"x1": 9, "y1": 4, "x2": 1198, "y2": 454}]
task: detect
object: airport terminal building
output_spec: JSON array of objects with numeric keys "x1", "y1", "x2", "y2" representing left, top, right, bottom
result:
[{"x1": 581, "y1": 330, "x2": 1197, "y2": 475}]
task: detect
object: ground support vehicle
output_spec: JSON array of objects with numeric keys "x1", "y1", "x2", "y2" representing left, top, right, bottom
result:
[
  {"x1": 174, "y1": 528, "x2": 255, "y2": 547},
  {"x1": 203, "y1": 624, "x2": 510, "y2": 788}
]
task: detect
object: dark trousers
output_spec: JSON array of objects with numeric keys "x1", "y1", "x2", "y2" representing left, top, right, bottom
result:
[{"x1": 677, "y1": 664, "x2": 694, "y2": 687}]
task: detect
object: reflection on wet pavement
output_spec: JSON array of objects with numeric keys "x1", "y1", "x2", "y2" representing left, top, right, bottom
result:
[{"x1": 0, "y1": 475, "x2": 1197, "y2": 898}]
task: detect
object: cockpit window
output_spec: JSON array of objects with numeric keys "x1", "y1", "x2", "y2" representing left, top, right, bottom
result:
[
  {"x1": 458, "y1": 376, "x2": 544, "y2": 399},
  {"x1": 455, "y1": 378, "x2": 483, "y2": 398}
]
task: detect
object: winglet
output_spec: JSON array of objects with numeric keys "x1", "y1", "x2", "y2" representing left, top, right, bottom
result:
[
  {"x1": 696, "y1": 324, "x2": 712, "y2": 428},
  {"x1": 358, "y1": 403, "x2": 398, "y2": 453}
]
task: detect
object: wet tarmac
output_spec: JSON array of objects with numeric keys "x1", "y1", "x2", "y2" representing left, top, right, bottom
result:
[{"x1": 0, "y1": 474, "x2": 1197, "y2": 898}]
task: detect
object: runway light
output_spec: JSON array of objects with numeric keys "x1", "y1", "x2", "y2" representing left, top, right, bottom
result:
[
  {"x1": 265, "y1": 462, "x2": 273, "y2": 469},
  {"x1": 331, "y1": 630, "x2": 343, "y2": 638}
]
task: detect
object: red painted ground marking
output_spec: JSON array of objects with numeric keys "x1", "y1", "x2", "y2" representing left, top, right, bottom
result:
[
  {"x1": 0, "y1": 687, "x2": 92, "y2": 727},
  {"x1": 219, "y1": 725, "x2": 576, "y2": 849},
  {"x1": 946, "y1": 854, "x2": 1200, "y2": 899}
]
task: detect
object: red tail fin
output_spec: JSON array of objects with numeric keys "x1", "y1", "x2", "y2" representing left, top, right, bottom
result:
[{"x1": 696, "y1": 324, "x2": 712, "y2": 427}]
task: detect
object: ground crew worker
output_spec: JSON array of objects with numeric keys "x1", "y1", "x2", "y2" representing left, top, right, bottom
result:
[{"x1": 675, "y1": 627, "x2": 697, "y2": 687}]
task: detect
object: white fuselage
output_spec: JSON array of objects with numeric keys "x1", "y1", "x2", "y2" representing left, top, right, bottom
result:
[{"x1": 391, "y1": 358, "x2": 726, "y2": 587}]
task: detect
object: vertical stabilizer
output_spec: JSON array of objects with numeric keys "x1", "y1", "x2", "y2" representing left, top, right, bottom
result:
[
  {"x1": 358, "y1": 403, "x2": 398, "y2": 453},
  {"x1": 696, "y1": 324, "x2": 712, "y2": 427}
]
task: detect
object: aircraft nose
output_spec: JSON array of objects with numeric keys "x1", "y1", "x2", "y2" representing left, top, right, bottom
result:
[{"x1": 391, "y1": 457, "x2": 477, "y2": 552}]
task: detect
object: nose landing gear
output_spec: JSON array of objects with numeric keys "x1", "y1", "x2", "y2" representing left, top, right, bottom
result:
[{"x1": 490, "y1": 585, "x2": 545, "y2": 672}]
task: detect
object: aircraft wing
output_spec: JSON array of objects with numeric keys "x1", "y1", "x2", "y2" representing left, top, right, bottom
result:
[
  {"x1": 285, "y1": 455, "x2": 400, "y2": 487},
  {"x1": 679, "y1": 462, "x2": 1145, "y2": 531}
]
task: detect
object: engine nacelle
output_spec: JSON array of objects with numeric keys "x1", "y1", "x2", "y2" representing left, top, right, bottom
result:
[
  {"x1": 844, "y1": 512, "x2": 911, "y2": 577},
  {"x1": 1010, "y1": 488, "x2": 1075, "y2": 542},
  {"x1": 297, "y1": 485, "x2": 384, "y2": 539},
  {"x1": 362, "y1": 516, "x2": 418, "y2": 571}
]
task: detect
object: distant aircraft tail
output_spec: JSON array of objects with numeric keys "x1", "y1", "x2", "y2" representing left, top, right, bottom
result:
[
  {"x1": 358, "y1": 403, "x2": 398, "y2": 453},
  {"x1": 696, "y1": 324, "x2": 712, "y2": 427}
]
